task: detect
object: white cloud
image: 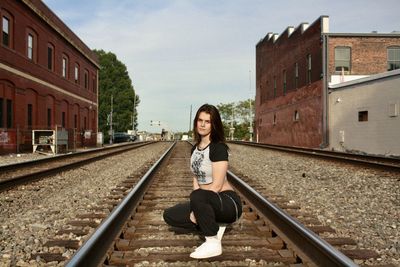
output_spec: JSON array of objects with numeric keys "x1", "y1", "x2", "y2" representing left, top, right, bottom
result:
[{"x1": 44, "y1": 0, "x2": 400, "y2": 132}]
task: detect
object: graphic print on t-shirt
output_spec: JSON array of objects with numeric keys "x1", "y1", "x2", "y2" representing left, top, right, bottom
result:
[{"x1": 191, "y1": 151, "x2": 206, "y2": 183}]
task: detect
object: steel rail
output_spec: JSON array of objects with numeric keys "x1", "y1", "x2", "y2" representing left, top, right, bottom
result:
[
  {"x1": 65, "y1": 141, "x2": 176, "y2": 267},
  {"x1": 0, "y1": 141, "x2": 152, "y2": 172},
  {"x1": 229, "y1": 140, "x2": 400, "y2": 172},
  {"x1": 227, "y1": 170, "x2": 358, "y2": 267},
  {"x1": 0, "y1": 141, "x2": 154, "y2": 192}
]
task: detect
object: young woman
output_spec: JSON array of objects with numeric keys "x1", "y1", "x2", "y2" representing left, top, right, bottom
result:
[{"x1": 163, "y1": 104, "x2": 242, "y2": 259}]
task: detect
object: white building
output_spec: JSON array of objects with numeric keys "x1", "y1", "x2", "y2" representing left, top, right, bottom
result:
[{"x1": 328, "y1": 69, "x2": 400, "y2": 157}]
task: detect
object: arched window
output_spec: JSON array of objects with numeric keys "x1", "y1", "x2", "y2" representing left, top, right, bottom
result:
[
  {"x1": 26, "y1": 28, "x2": 38, "y2": 62},
  {"x1": 47, "y1": 43, "x2": 55, "y2": 71},
  {"x1": 62, "y1": 54, "x2": 69, "y2": 78},
  {"x1": 2, "y1": 10, "x2": 13, "y2": 48}
]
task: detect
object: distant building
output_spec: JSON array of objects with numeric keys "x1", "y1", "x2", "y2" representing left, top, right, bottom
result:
[
  {"x1": 0, "y1": 0, "x2": 99, "y2": 153},
  {"x1": 255, "y1": 16, "x2": 400, "y2": 151},
  {"x1": 329, "y1": 69, "x2": 400, "y2": 156}
]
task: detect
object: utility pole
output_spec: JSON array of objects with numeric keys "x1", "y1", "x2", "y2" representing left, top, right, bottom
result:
[
  {"x1": 249, "y1": 70, "x2": 253, "y2": 142},
  {"x1": 229, "y1": 106, "x2": 235, "y2": 140},
  {"x1": 132, "y1": 92, "x2": 136, "y2": 132},
  {"x1": 189, "y1": 104, "x2": 192, "y2": 133},
  {"x1": 109, "y1": 95, "x2": 113, "y2": 144}
]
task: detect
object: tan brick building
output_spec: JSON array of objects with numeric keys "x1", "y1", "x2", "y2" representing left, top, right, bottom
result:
[{"x1": 255, "y1": 16, "x2": 400, "y2": 148}]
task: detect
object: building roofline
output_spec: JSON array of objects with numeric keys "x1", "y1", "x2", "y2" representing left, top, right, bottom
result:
[
  {"x1": 22, "y1": 0, "x2": 99, "y2": 68},
  {"x1": 256, "y1": 15, "x2": 329, "y2": 47},
  {"x1": 329, "y1": 69, "x2": 400, "y2": 90},
  {"x1": 323, "y1": 32, "x2": 400, "y2": 38}
]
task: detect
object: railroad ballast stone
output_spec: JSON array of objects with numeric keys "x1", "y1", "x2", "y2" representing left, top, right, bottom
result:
[
  {"x1": 0, "y1": 142, "x2": 170, "y2": 266},
  {"x1": 228, "y1": 143, "x2": 400, "y2": 266}
]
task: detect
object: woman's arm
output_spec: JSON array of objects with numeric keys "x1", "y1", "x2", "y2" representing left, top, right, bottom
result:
[{"x1": 209, "y1": 160, "x2": 228, "y2": 193}]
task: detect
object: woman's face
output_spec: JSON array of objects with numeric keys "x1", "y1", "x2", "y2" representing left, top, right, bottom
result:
[{"x1": 196, "y1": 111, "x2": 212, "y2": 137}]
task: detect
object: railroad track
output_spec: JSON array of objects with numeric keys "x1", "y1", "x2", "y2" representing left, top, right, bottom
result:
[
  {"x1": 0, "y1": 141, "x2": 154, "y2": 192},
  {"x1": 229, "y1": 141, "x2": 400, "y2": 172},
  {"x1": 61, "y1": 141, "x2": 385, "y2": 266}
]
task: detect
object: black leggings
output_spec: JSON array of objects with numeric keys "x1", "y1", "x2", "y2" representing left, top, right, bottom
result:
[{"x1": 163, "y1": 189, "x2": 242, "y2": 236}]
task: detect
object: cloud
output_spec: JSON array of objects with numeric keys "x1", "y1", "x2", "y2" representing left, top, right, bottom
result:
[{"x1": 43, "y1": 0, "x2": 400, "y2": 132}]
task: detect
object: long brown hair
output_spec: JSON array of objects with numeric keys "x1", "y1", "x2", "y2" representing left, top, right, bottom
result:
[{"x1": 193, "y1": 104, "x2": 226, "y2": 145}]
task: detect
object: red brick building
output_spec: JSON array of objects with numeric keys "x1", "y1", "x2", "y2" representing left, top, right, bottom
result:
[
  {"x1": 255, "y1": 16, "x2": 400, "y2": 148},
  {"x1": 0, "y1": 0, "x2": 99, "y2": 153}
]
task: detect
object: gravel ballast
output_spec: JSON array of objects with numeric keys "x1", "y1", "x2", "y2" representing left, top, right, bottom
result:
[
  {"x1": 229, "y1": 144, "x2": 400, "y2": 266},
  {"x1": 0, "y1": 142, "x2": 399, "y2": 266},
  {"x1": 0, "y1": 142, "x2": 171, "y2": 266}
]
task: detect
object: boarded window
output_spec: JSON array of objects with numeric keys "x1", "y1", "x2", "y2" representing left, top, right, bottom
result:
[
  {"x1": 307, "y1": 54, "x2": 312, "y2": 84},
  {"x1": 358, "y1": 111, "x2": 368, "y2": 122},
  {"x1": 6, "y1": 99, "x2": 12, "y2": 128},
  {"x1": 0, "y1": 98, "x2": 3, "y2": 127},
  {"x1": 283, "y1": 70, "x2": 287, "y2": 95},
  {"x1": 47, "y1": 45, "x2": 54, "y2": 70},
  {"x1": 47, "y1": 108, "x2": 51, "y2": 127},
  {"x1": 27, "y1": 104, "x2": 32, "y2": 128},
  {"x1": 62, "y1": 112, "x2": 66, "y2": 128}
]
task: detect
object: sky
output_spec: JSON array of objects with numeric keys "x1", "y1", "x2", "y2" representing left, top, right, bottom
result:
[{"x1": 43, "y1": 0, "x2": 400, "y2": 133}]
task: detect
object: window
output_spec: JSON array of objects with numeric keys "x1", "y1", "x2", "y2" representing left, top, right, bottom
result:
[
  {"x1": 6, "y1": 99, "x2": 12, "y2": 128},
  {"x1": 0, "y1": 98, "x2": 3, "y2": 127},
  {"x1": 335, "y1": 47, "x2": 351, "y2": 73},
  {"x1": 92, "y1": 75, "x2": 96, "y2": 93},
  {"x1": 74, "y1": 64, "x2": 80, "y2": 84},
  {"x1": 62, "y1": 112, "x2": 66, "y2": 128},
  {"x1": 47, "y1": 108, "x2": 51, "y2": 127},
  {"x1": 273, "y1": 113, "x2": 277, "y2": 125},
  {"x1": 307, "y1": 54, "x2": 312, "y2": 84},
  {"x1": 294, "y1": 63, "x2": 298, "y2": 89},
  {"x1": 273, "y1": 77, "x2": 277, "y2": 98},
  {"x1": 84, "y1": 117, "x2": 87, "y2": 129},
  {"x1": 84, "y1": 69, "x2": 89, "y2": 89},
  {"x1": 27, "y1": 34, "x2": 33, "y2": 60},
  {"x1": 294, "y1": 110, "x2": 299, "y2": 121},
  {"x1": 2, "y1": 16, "x2": 10, "y2": 47},
  {"x1": 62, "y1": 55, "x2": 68, "y2": 78},
  {"x1": 74, "y1": 114, "x2": 77, "y2": 128},
  {"x1": 47, "y1": 44, "x2": 54, "y2": 70},
  {"x1": 27, "y1": 104, "x2": 32, "y2": 128},
  {"x1": 283, "y1": 70, "x2": 287, "y2": 95},
  {"x1": 388, "y1": 47, "x2": 400, "y2": 71},
  {"x1": 358, "y1": 111, "x2": 368, "y2": 122}
]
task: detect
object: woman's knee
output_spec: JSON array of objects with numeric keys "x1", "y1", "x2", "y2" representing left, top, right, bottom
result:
[{"x1": 163, "y1": 207, "x2": 174, "y2": 225}]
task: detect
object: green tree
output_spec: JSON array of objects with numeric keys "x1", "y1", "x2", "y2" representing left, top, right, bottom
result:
[
  {"x1": 217, "y1": 99, "x2": 254, "y2": 141},
  {"x1": 94, "y1": 49, "x2": 139, "y2": 142}
]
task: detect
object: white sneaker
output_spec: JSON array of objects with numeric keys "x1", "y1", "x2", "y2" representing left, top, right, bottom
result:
[
  {"x1": 217, "y1": 226, "x2": 226, "y2": 241},
  {"x1": 190, "y1": 237, "x2": 222, "y2": 259}
]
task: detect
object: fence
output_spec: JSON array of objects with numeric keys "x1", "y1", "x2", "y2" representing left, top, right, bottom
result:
[{"x1": 0, "y1": 126, "x2": 100, "y2": 155}]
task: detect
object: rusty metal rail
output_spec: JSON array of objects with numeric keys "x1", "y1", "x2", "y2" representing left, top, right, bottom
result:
[
  {"x1": 227, "y1": 170, "x2": 357, "y2": 267},
  {"x1": 64, "y1": 141, "x2": 372, "y2": 266},
  {"x1": 229, "y1": 140, "x2": 400, "y2": 172},
  {"x1": 66, "y1": 141, "x2": 176, "y2": 267},
  {"x1": 0, "y1": 141, "x2": 154, "y2": 192}
]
